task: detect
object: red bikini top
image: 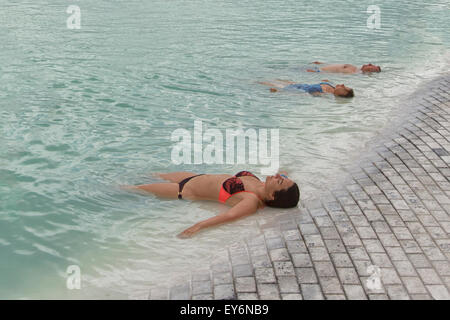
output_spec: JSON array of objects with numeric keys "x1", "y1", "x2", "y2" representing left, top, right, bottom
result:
[{"x1": 218, "y1": 171, "x2": 261, "y2": 203}]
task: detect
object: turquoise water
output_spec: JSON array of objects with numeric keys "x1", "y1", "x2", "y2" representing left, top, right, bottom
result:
[{"x1": 0, "y1": 0, "x2": 449, "y2": 299}]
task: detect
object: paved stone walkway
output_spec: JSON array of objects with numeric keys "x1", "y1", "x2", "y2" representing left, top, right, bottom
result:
[{"x1": 149, "y1": 75, "x2": 450, "y2": 300}]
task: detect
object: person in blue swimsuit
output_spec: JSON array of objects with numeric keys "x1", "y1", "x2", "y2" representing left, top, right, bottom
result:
[{"x1": 258, "y1": 79, "x2": 354, "y2": 98}]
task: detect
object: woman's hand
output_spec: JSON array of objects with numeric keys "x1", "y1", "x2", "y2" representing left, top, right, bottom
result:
[
  {"x1": 177, "y1": 224, "x2": 202, "y2": 239},
  {"x1": 177, "y1": 198, "x2": 259, "y2": 239}
]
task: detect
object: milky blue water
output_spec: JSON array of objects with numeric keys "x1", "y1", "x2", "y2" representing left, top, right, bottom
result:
[{"x1": 0, "y1": 0, "x2": 449, "y2": 299}]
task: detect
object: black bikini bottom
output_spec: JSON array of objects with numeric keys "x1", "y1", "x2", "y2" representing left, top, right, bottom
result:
[{"x1": 178, "y1": 174, "x2": 204, "y2": 199}]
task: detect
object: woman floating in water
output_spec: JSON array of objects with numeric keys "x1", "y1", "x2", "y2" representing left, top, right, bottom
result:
[
  {"x1": 307, "y1": 62, "x2": 381, "y2": 74},
  {"x1": 259, "y1": 79, "x2": 354, "y2": 98},
  {"x1": 123, "y1": 171, "x2": 299, "y2": 238}
]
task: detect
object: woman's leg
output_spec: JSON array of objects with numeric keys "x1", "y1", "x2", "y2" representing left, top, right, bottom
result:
[
  {"x1": 258, "y1": 81, "x2": 287, "y2": 88},
  {"x1": 157, "y1": 172, "x2": 198, "y2": 183},
  {"x1": 275, "y1": 79, "x2": 296, "y2": 84},
  {"x1": 132, "y1": 183, "x2": 179, "y2": 199}
]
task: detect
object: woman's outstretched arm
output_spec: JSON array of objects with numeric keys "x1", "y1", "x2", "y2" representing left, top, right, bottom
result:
[{"x1": 177, "y1": 198, "x2": 259, "y2": 238}]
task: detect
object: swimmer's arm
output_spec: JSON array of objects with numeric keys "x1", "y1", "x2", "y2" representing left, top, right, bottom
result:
[
  {"x1": 312, "y1": 61, "x2": 324, "y2": 64},
  {"x1": 177, "y1": 199, "x2": 258, "y2": 238}
]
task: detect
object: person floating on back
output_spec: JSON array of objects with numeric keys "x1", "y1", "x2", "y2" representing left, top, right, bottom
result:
[
  {"x1": 258, "y1": 79, "x2": 354, "y2": 98},
  {"x1": 306, "y1": 61, "x2": 381, "y2": 74},
  {"x1": 122, "y1": 171, "x2": 299, "y2": 238}
]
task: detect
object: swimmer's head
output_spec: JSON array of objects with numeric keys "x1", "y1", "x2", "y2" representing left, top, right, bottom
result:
[
  {"x1": 334, "y1": 84, "x2": 354, "y2": 98},
  {"x1": 264, "y1": 174, "x2": 300, "y2": 208},
  {"x1": 361, "y1": 63, "x2": 381, "y2": 73}
]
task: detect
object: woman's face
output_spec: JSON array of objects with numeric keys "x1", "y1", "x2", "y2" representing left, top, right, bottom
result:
[
  {"x1": 361, "y1": 64, "x2": 381, "y2": 73},
  {"x1": 265, "y1": 174, "x2": 295, "y2": 199},
  {"x1": 334, "y1": 84, "x2": 352, "y2": 97}
]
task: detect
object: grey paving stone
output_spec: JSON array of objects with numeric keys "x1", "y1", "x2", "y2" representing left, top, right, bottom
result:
[
  {"x1": 257, "y1": 283, "x2": 280, "y2": 300},
  {"x1": 324, "y1": 239, "x2": 346, "y2": 253},
  {"x1": 266, "y1": 237, "x2": 285, "y2": 250},
  {"x1": 301, "y1": 284, "x2": 324, "y2": 300},
  {"x1": 380, "y1": 268, "x2": 402, "y2": 285},
  {"x1": 378, "y1": 232, "x2": 401, "y2": 247},
  {"x1": 170, "y1": 283, "x2": 191, "y2": 300},
  {"x1": 343, "y1": 285, "x2": 367, "y2": 300},
  {"x1": 273, "y1": 261, "x2": 295, "y2": 277},
  {"x1": 237, "y1": 293, "x2": 259, "y2": 300},
  {"x1": 363, "y1": 239, "x2": 385, "y2": 253},
  {"x1": 368, "y1": 294, "x2": 389, "y2": 300},
  {"x1": 314, "y1": 261, "x2": 337, "y2": 278},
  {"x1": 357, "y1": 227, "x2": 378, "y2": 239},
  {"x1": 406, "y1": 221, "x2": 427, "y2": 234},
  {"x1": 254, "y1": 268, "x2": 276, "y2": 284},
  {"x1": 286, "y1": 239, "x2": 308, "y2": 254},
  {"x1": 408, "y1": 253, "x2": 432, "y2": 268},
  {"x1": 392, "y1": 260, "x2": 417, "y2": 277},
  {"x1": 371, "y1": 221, "x2": 391, "y2": 234},
  {"x1": 192, "y1": 270, "x2": 211, "y2": 282},
  {"x1": 213, "y1": 272, "x2": 233, "y2": 285},
  {"x1": 309, "y1": 246, "x2": 331, "y2": 261},
  {"x1": 233, "y1": 264, "x2": 253, "y2": 277},
  {"x1": 331, "y1": 253, "x2": 353, "y2": 268},
  {"x1": 410, "y1": 294, "x2": 432, "y2": 300},
  {"x1": 190, "y1": 293, "x2": 213, "y2": 300},
  {"x1": 249, "y1": 245, "x2": 268, "y2": 258},
  {"x1": 349, "y1": 215, "x2": 370, "y2": 227},
  {"x1": 282, "y1": 229, "x2": 302, "y2": 241},
  {"x1": 299, "y1": 223, "x2": 320, "y2": 235},
  {"x1": 281, "y1": 293, "x2": 303, "y2": 300},
  {"x1": 416, "y1": 268, "x2": 443, "y2": 285},
  {"x1": 314, "y1": 216, "x2": 335, "y2": 227},
  {"x1": 269, "y1": 248, "x2": 290, "y2": 261},
  {"x1": 337, "y1": 268, "x2": 360, "y2": 285},
  {"x1": 292, "y1": 253, "x2": 313, "y2": 268},
  {"x1": 277, "y1": 276, "x2": 300, "y2": 293},
  {"x1": 149, "y1": 286, "x2": 169, "y2": 300},
  {"x1": 400, "y1": 240, "x2": 423, "y2": 253},
  {"x1": 263, "y1": 228, "x2": 282, "y2": 239},
  {"x1": 414, "y1": 233, "x2": 435, "y2": 247},
  {"x1": 295, "y1": 267, "x2": 318, "y2": 284},
  {"x1": 235, "y1": 277, "x2": 256, "y2": 293},
  {"x1": 426, "y1": 285, "x2": 450, "y2": 300},
  {"x1": 325, "y1": 294, "x2": 347, "y2": 300},
  {"x1": 347, "y1": 246, "x2": 371, "y2": 261},
  {"x1": 423, "y1": 246, "x2": 447, "y2": 261},
  {"x1": 319, "y1": 277, "x2": 344, "y2": 294},
  {"x1": 370, "y1": 253, "x2": 394, "y2": 268},
  {"x1": 211, "y1": 262, "x2": 231, "y2": 274},
  {"x1": 214, "y1": 284, "x2": 235, "y2": 300},
  {"x1": 402, "y1": 277, "x2": 428, "y2": 294},
  {"x1": 231, "y1": 254, "x2": 251, "y2": 267},
  {"x1": 304, "y1": 234, "x2": 326, "y2": 247},
  {"x1": 431, "y1": 260, "x2": 450, "y2": 276},
  {"x1": 251, "y1": 254, "x2": 272, "y2": 268},
  {"x1": 385, "y1": 285, "x2": 410, "y2": 300},
  {"x1": 192, "y1": 280, "x2": 212, "y2": 295}
]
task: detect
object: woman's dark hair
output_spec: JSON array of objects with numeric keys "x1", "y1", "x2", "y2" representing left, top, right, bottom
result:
[
  {"x1": 344, "y1": 89, "x2": 354, "y2": 98},
  {"x1": 265, "y1": 183, "x2": 300, "y2": 208}
]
